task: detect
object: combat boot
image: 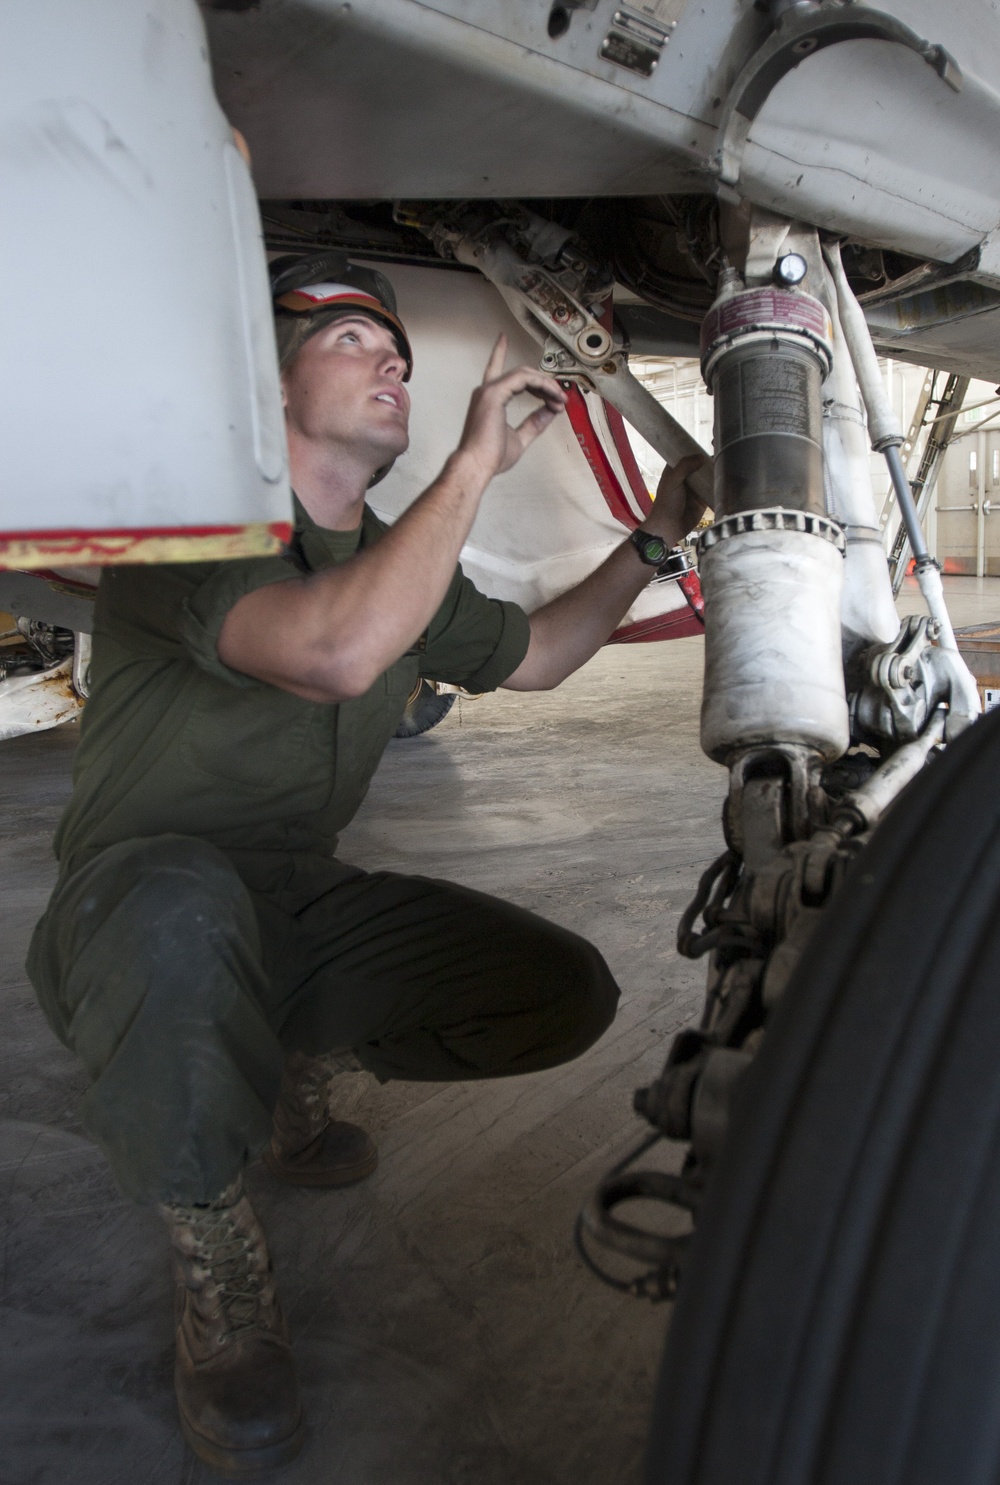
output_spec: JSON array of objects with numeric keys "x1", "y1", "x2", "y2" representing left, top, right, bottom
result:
[
  {"x1": 159, "y1": 1179, "x2": 304, "y2": 1474},
  {"x1": 263, "y1": 1049, "x2": 378, "y2": 1188}
]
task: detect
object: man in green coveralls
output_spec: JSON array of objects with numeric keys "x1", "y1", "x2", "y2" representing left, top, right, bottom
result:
[{"x1": 27, "y1": 253, "x2": 704, "y2": 1474}]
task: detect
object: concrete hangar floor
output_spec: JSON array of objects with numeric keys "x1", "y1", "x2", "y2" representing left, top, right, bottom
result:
[{"x1": 3, "y1": 576, "x2": 998, "y2": 1485}]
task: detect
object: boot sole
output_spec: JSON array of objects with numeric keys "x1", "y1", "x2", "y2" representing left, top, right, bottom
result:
[
  {"x1": 180, "y1": 1408, "x2": 305, "y2": 1475},
  {"x1": 262, "y1": 1144, "x2": 378, "y2": 1188}
]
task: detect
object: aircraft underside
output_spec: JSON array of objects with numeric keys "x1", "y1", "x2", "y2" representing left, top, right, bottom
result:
[{"x1": 5, "y1": 1, "x2": 1000, "y2": 1479}]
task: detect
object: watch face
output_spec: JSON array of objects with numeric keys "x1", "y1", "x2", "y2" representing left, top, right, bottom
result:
[{"x1": 643, "y1": 534, "x2": 667, "y2": 563}]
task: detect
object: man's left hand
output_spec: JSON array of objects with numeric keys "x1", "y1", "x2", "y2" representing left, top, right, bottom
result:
[{"x1": 638, "y1": 452, "x2": 709, "y2": 550}]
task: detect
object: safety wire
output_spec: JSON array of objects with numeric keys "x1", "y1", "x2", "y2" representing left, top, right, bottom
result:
[{"x1": 573, "y1": 1129, "x2": 683, "y2": 1301}]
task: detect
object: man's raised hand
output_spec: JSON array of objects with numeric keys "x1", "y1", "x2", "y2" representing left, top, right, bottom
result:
[{"x1": 457, "y1": 335, "x2": 567, "y2": 481}]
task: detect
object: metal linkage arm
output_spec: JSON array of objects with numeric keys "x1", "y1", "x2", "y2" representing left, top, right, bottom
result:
[
  {"x1": 448, "y1": 232, "x2": 714, "y2": 509},
  {"x1": 584, "y1": 361, "x2": 712, "y2": 504}
]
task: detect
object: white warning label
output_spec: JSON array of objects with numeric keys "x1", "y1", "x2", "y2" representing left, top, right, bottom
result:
[{"x1": 626, "y1": 0, "x2": 688, "y2": 27}]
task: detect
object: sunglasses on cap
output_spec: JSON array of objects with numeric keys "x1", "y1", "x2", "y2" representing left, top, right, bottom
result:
[{"x1": 270, "y1": 254, "x2": 413, "y2": 379}]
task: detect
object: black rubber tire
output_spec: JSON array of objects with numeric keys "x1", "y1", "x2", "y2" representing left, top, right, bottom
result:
[
  {"x1": 647, "y1": 703, "x2": 1000, "y2": 1485},
  {"x1": 394, "y1": 680, "x2": 456, "y2": 739}
]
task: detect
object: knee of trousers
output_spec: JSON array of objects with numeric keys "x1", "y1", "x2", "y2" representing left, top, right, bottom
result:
[
  {"x1": 497, "y1": 919, "x2": 621, "y2": 1071},
  {"x1": 27, "y1": 835, "x2": 282, "y2": 1204},
  {"x1": 30, "y1": 835, "x2": 263, "y2": 1050},
  {"x1": 555, "y1": 934, "x2": 621, "y2": 1056}
]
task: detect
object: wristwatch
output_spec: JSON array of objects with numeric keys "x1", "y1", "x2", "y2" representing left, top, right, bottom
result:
[{"x1": 630, "y1": 529, "x2": 670, "y2": 568}]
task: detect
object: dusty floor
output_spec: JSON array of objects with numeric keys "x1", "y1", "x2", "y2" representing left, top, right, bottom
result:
[{"x1": 3, "y1": 576, "x2": 998, "y2": 1485}]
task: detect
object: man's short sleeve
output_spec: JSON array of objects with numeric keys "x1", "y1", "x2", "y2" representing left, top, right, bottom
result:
[
  {"x1": 420, "y1": 567, "x2": 531, "y2": 692},
  {"x1": 178, "y1": 557, "x2": 299, "y2": 687}
]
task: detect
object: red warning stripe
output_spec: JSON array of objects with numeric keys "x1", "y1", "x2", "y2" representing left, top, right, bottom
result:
[
  {"x1": 602, "y1": 399, "x2": 654, "y2": 520},
  {"x1": 564, "y1": 384, "x2": 640, "y2": 531},
  {"x1": 0, "y1": 521, "x2": 293, "y2": 572},
  {"x1": 678, "y1": 568, "x2": 705, "y2": 622},
  {"x1": 564, "y1": 382, "x2": 706, "y2": 635},
  {"x1": 608, "y1": 608, "x2": 705, "y2": 644}
]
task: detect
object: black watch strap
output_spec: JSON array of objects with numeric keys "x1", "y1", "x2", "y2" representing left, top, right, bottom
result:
[{"x1": 630, "y1": 529, "x2": 670, "y2": 568}]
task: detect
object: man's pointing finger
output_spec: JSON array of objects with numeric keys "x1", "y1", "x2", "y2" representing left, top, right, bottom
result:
[
  {"x1": 482, "y1": 335, "x2": 508, "y2": 384},
  {"x1": 493, "y1": 366, "x2": 567, "y2": 412}
]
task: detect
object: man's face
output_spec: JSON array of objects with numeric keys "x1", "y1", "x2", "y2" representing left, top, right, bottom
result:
[{"x1": 281, "y1": 314, "x2": 410, "y2": 466}]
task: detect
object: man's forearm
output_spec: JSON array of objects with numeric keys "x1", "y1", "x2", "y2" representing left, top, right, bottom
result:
[
  {"x1": 218, "y1": 343, "x2": 567, "y2": 702},
  {"x1": 504, "y1": 451, "x2": 707, "y2": 693},
  {"x1": 502, "y1": 536, "x2": 654, "y2": 692},
  {"x1": 218, "y1": 450, "x2": 489, "y2": 701}
]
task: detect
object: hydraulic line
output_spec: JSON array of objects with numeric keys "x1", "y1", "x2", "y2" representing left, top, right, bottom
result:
[
  {"x1": 889, "y1": 374, "x2": 970, "y2": 595},
  {"x1": 823, "y1": 239, "x2": 964, "y2": 653}
]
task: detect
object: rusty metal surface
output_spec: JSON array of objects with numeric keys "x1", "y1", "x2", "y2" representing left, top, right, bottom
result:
[{"x1": 0, "y1": 661, "x2": 82, "y2": 743}]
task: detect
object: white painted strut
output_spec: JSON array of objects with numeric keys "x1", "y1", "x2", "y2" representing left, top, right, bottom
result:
[
  {"x1": 699, "y1": 515, "x2": 850, "y2": 765},
  {"x1": 821, "y1": 281, "x2": 900, "y2": 656},
  {"x1": 823, "y1": 240, "x2": 971, "y2": 671}
]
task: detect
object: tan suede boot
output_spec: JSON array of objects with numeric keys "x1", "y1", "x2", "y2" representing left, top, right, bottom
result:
[
  {"x1": 263, "y1": 1050, "x2": 378, "y2": 1188},
  {"x1": 159, "y1": 1179, "x2": 304, "y2": 1475}
]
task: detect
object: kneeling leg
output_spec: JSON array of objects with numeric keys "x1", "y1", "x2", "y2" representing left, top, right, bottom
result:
[{"x1": 28, "y1": 835, "x2": 282, "y2": 1206}]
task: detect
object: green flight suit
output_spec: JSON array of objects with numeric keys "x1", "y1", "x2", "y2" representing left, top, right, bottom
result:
[{"x1": 27, "y1": 502, "x2": 619, "y2": 1205}]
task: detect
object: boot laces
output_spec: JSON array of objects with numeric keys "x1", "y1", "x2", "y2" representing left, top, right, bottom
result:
[
  {"x1": 186, "y1": 1205, "x2": 266, "y2": 1334},
  {"x1": 286, "y1": 1050, "x2": 363, "y2": 1113},
  {"x1": 296, "y1": 1058, "x2": 334, "y2": 1111}
]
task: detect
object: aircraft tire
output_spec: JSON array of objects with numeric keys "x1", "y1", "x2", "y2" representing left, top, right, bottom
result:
[
  {"x1": 645, "y1": 702, "x2": 1000, "y2": 1485},
  {"x1": 394, "y1": 679, "x2": 456, "y2": 739}
]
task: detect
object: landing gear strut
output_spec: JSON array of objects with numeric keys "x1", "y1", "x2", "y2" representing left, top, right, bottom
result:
[{"x1": 579, "y1": 216, "x2": 979, "y2": 1299}]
